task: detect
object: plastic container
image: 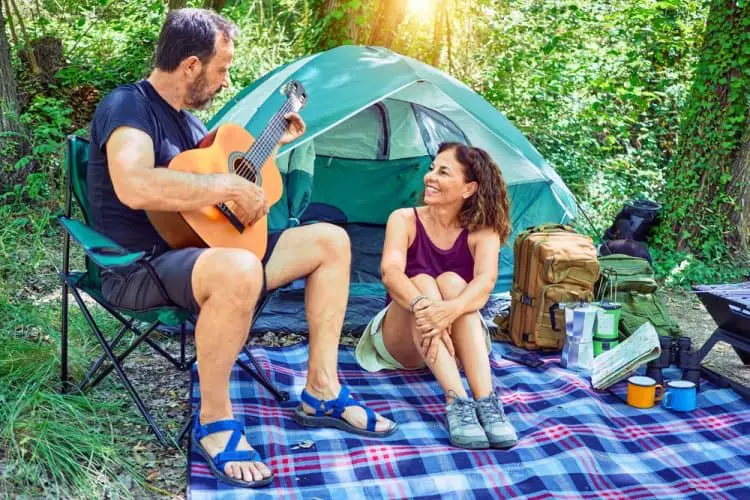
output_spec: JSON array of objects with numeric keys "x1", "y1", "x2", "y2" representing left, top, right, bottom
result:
[{"x1": 593, "y1": 301, "x2": 621, "y2": 356}]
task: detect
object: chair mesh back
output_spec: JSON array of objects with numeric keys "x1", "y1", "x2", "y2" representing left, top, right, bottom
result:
[
  {"x1": 66, "y1": 136, "x2": 91, "y2": 223},
  {"x1": 66, "y1": 135, "x2": 102, "y2": 288}
]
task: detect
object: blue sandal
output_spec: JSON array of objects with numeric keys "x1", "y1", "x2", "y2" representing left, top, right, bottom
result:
[
  {"x1": 292, "y1": 386, "x2": 397, "y2": 438},
  {"x1": 192, "y1": 418, "x2": 273, "y2": 488}
]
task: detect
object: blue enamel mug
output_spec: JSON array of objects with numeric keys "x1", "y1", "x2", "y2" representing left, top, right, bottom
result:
[{"x1": 662, "y1": 380, "x2": 697, "y2": 412}]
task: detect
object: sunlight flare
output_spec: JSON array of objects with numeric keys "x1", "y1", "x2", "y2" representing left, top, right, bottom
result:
[{"x1": 407, "y1": 0, "x2": 436, "y2": 19}]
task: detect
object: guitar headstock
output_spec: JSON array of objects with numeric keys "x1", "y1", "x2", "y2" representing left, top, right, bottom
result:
[{"x1": 283, "y1": 80, "x2": 307, "y2": 113}]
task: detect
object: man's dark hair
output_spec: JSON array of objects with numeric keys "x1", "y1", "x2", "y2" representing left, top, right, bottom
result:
[{"x1": 154, "y1": 8, "x2": 238, "y2": 72}]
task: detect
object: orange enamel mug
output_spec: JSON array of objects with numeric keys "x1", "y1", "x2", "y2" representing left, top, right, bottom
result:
[{"x1": 626, "y1": 376, "x2": 663, "y2": 409}]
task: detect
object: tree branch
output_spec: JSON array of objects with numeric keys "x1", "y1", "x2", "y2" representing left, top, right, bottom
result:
[
  {"x1": 2, "y1": 0, "x2": 17, "y2": 46},
  {"x1": 7, "y1": 0, "x2": 40, "y2": 74},
  {"x1": 444, "y1": 0, "x2": 453, "y2": 73}
]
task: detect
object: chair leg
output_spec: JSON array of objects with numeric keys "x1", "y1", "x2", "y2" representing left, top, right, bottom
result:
[
  {"x1": 180, "y1": 323, "x2": 187, "y2": 369},
  {"x1": 178, "y1": 414, "x2": 194, "y2": 445},
  {"x1": 61, "y1": 178, "x2": 73, "y2": 393},
  {"x1": 232, "y1": 292, "x2": 289, "y2": 401},
  {"x1": 69, "y1": 288, "x2": 170, "y2": 446},
  {"x1": 85, "y1": 321, "x2": 160, "y2": 391},
  {"x1": 97, "y1": 301, "x2": 186, "y2": 370},
  {"x1": 79, "y1": 322, "x2": 131, "y2": 391},
  {"x1": 61, "y1": 281, "x2": 70, "y2": 393},
  {"x1": 238, "y1": 347, "x2": 289, "y2": 402}
]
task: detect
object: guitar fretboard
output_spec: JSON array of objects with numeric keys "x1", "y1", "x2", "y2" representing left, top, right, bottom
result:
[{"x1": 235, "y1": 96, "x2": 302, "y2": 181}]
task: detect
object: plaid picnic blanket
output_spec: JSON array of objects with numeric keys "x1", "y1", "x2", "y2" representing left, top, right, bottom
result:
[{"x1": 189, "y1": 341, "x2": 750, "y2": 499}]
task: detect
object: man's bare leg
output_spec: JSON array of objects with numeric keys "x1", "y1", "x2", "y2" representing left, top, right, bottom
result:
[
  {"x1": 382, "y1": 274, "x2": 467, "y2": 400},
  {"x1": 191, "y1": 248, "x2": 272, "y2": 483},
  {"x1": 436, "y1": 272, "x2": 492, "y2": 400},
  {"x1": 264, "y1": 223, "x2": 393, "y2": 432}
]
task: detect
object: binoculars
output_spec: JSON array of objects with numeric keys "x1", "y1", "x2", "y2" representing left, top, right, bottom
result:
[{"x1": 645, "y1": 335, "x2": 701, "y2": 389}]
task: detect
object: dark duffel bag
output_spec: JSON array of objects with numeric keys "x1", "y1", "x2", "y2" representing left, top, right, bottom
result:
[{"x1": 603, "y1": 199, "x2": 661, "y2": 242}]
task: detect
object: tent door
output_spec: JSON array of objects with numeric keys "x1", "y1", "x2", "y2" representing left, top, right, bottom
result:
[{"x1": 374, "y1": 102, "x2": 390, "y2": 160}]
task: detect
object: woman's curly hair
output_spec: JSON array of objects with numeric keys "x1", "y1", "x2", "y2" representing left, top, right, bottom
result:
[{"x1": 437, "y1": 142, "x2": 512, "y2": 243}]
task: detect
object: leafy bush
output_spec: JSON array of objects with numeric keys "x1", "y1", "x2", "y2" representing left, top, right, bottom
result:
[{"x1": 474, "y1": 1, "x2": 708, "y2": 234}]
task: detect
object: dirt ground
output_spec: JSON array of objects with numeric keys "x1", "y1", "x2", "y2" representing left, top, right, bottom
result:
[
  {"x1": 113, "y1": 288, "x2": 748, "y2": 498},
  {"x1": 661, "y1": 287, "x2": 750, "y2": 388}
]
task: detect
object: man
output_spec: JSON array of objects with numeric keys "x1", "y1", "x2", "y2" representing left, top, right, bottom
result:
[{"x1": 88, "y1": 8, "x2": 396, "y2": 488}]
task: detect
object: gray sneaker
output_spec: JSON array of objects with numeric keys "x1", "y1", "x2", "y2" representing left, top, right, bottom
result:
[
  {"x1": 446, "y1": 395, "x2": 489, "y2": 449},
  {"x1": 476, "y1": 392, "x2": 517, "y2": 449}
]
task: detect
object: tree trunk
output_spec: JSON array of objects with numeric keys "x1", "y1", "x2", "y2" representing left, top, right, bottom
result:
[
  {"x1": 168, "y1": 0, "x2": 187, "y2": 10},
  {"x1": 731, "y1": 123, "x2": 750, "y2": 254},
  {"x1": 32, "y1": 36, "x2": 64, "y2": 83},
  {"x1": 2, "y1": 0, "x2": 17, "y2": 46},
  {"x1": 444, "y1": 1, "x2": 453, "y2": 73},
  {"x1": 368, "y1": 0, "x2": 406, "y2": 48},
  {"x1": 203, "y1": 0, "x2": 227, "y2": 12},
  {"x1": 659, "y1": 0, "x2": 750, "y2": 259},
  {"x1": 430, "y1": 0, "x2": 445, "y2": 66},
  {"x1": 314, "y1": 0, "x2": 368, "y2": 51},
  {"x1": 0, "y1": 0, "x2": 24, "y2": 168}
]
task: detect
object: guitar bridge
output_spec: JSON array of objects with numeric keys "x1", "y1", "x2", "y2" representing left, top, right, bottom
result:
[{"x1": 217, "y1": 203, "x2": 245, "y2": 233}]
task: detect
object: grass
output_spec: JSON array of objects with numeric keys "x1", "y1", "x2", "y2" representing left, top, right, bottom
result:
[
  {"x1": 0, "y1": 199, "x2": 155, "y2": 498},
  {"x1": 0, "y1": 310, "x2": 148, "y2": 498},
  {"x1": 0, "y1": 379, "x2": 141, "y2": 497}
]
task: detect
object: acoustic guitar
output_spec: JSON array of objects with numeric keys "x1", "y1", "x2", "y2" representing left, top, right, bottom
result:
[{"x1": 147, "y1": 81, "x2": 307, "y2": 258}]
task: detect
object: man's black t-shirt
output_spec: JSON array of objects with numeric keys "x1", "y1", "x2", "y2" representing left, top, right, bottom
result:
[{"x1": 87, "y1": 80, "x2": 207, "y2": 255}]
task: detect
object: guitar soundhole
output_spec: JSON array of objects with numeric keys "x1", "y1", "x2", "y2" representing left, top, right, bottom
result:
[{"x1": 232, "y1": 157, "x2": 258, "y2": 184}]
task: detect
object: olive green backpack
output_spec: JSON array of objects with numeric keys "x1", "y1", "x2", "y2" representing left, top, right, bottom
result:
[{"x1": 595, "y1": 254, "x2": 680, "y2": 339}]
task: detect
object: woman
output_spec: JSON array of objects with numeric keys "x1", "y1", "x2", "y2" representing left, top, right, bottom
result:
[{"x1": 355, "y1": 142, "x2": 516, "y2": 450}]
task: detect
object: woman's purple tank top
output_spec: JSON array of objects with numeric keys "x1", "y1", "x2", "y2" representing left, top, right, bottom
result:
[{"x1": 386, "y1": 208, "x2": 474, "y2": 305}]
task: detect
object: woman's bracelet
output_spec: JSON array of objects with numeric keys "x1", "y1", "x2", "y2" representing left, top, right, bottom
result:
[{"x1": 409, "y1": 295, "x2": 428, "y2": 313}]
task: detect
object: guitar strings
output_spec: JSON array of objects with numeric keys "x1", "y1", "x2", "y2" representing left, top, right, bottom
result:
[
  {"x1": 234, "y1": 103, "x2": 292, "y2": 178},
  {"x1": 234, "y1": 111, "x2": 289, "y2": 179},
  {"x1": 233, "y1": 108, "x2": 286, "y2": 179},
  {"x1": 234, "y1": 98, "x2": 300, "y2": 181},
  {"x1": 248, "y1": 96, "x2": 298, "y2": 164}
]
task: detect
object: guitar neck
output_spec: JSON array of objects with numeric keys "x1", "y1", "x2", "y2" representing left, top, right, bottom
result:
[{"x1": 242, "y1": 98, "x2": 300, "y2": 179}]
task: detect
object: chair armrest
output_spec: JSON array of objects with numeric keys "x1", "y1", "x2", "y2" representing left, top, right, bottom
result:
[{"x1": 59, "y1": 216, "x2": 146, "y2": 269}]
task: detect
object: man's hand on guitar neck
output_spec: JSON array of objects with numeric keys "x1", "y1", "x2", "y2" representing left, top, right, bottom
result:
[{"x1": 279, "y1": 113, "x2": 306, "y2": 146}]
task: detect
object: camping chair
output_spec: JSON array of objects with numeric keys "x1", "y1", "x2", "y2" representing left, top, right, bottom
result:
[{"x1": 59, "y1": 135, "x2": 289, "y2": 447}]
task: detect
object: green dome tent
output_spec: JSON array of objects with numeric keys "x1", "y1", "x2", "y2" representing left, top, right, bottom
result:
[{"x1": 208, "y1": 45, "x2": 577, "y2": 331}]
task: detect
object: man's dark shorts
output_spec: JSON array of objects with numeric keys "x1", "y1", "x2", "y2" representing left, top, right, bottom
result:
[{"x1": 101, "y1": 231, "x2": 284, "y2": 315}]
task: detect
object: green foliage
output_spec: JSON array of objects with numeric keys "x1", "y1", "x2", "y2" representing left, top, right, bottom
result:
[
  {"x1": 652, "y1": 250, "x2": 748, "y2": 288},
  {"x1": 0, "y1": 380, "x2": 140, "y2": 497},
  {"x1": 475, "y1": 0, "x2": 708, "y2": 234},
  {"x1": 55, "y1": 1, "x2": 165, "y2": 90},
  {"x1": 302, "y1": 0, "x2": 376, "y2": 51},
  {"x1": 655, "y1": 0, "x2": 750, "y2": 273},
  {"x1": 1, "y1": 95, "x2": 71, "y2": 202}
]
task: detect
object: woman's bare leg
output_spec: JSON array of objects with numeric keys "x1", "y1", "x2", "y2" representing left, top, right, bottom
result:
[
  {"x1": 436, "y1": 272, "x2": 493, "y2": 399},
  {"x1": 381, "y1": 274, "x2": 467, "y2": 399}
]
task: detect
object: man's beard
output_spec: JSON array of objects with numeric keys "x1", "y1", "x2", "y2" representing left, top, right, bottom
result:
[{"x1": 187, "y1": 71, "x2": 220, "y2": 109}]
